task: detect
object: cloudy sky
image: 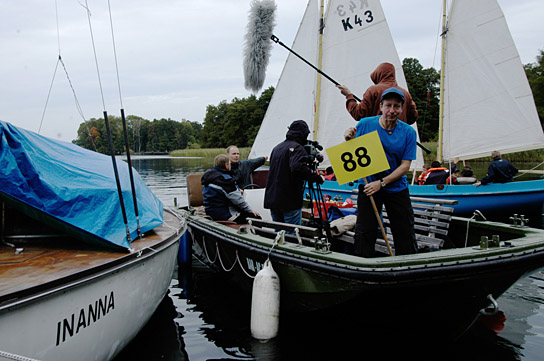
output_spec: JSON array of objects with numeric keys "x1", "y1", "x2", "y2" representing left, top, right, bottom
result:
[{"x1": 1, "y1": 0, "x2": 542, "y2": 142}]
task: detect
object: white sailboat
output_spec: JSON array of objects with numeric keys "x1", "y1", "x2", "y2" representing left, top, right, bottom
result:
[
  {"x1": 251, "y1": 0, "x2": 544, "y2": 226},
  {"x1": 249, "y1": 0, "x2": 424, "y2": 169},
  {"x1": 409, "y1": 0, "x2": 544, "y2": 226},
  {"x1": 438, "y1": 0, "x2": 544, "y2": 161}
]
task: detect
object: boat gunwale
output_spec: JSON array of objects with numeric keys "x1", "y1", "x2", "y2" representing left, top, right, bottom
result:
[
  {"x1": 0, "y1": 209, "x2": 184, "y2": 312},
  {"x1": 187, "y1": 213, "x2": 544, "y2": 283},
  {"x1": 321, "y1": 179, "x2": 544, "y2": 198}
]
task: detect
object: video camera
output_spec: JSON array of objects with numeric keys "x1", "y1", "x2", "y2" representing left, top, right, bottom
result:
[{"x1": 304, "y1": 140, "x2": 324, "y2": 166}]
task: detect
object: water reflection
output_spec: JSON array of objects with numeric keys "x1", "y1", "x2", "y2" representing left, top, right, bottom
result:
[
  {"x1": 128, "y1": 156, "x2": 212, "y2": 207},
  {"x1": 113, "y1": 287, "x2": 188, "y2": 361}
]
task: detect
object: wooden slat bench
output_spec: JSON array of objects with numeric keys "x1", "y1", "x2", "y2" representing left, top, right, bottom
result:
[
  {"x1": 376, "y1": 196, "x2": 458, "y2": 254},
  {"x1": 335, "y1": 196, "x2": 458, "y2": 255}
]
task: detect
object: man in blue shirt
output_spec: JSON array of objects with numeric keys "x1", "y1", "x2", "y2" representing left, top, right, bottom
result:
[{"x1": 344, "y1": 87, "x2": 418, "y2": 257}]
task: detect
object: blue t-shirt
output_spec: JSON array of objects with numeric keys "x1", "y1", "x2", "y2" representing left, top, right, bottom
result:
[{"x1": 355, "y1": 115, "x2": 416, "y2": 192}]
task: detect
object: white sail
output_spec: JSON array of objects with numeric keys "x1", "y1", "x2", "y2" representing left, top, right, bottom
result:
[
  {"x1": 249, "y1": 0, "x2": 319, "y2": 160},
  {"x1": 318, "y1": 0, "x2": 423, "y2": 169},
  {"x1": 250, "y1": 0, "x2": 424, "y2": 169},
  {"x1": 442, "y1": 0, "x2": 544, "y2": 160}
]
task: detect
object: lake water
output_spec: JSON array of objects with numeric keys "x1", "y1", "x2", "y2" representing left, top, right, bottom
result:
[{"x1": 114, "y1": 156, "x2": 544, "y2": 361}]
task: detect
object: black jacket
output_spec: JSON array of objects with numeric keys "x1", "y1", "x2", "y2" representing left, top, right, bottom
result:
[
  {"x1": 230, "y1": 157, "x2": 266, "y2": 189},
  {"x1": 480, "y1": 157, "x2": 518, "y2": 185},
  {"x1": 264, "y1": 120, "x2": 321, "y2": 211}
]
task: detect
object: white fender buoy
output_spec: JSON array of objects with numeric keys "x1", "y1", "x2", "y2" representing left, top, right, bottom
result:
[{"x1": 250, "y1": 259, "x2": 280, "y2": 339}]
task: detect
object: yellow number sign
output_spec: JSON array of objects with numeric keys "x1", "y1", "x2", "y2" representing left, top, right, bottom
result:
[{"x1": 325, "y1": 131, "x2": 390, "y2": 185}]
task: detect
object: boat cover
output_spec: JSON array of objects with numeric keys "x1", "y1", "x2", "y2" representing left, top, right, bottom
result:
[{"x1": 0, "y1": 121, "x2": 163, "y2": 249}]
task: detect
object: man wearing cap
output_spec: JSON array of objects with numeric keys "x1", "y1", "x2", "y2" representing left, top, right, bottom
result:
[
  {"x1": 264, "y1": 120, "x2": 324, "y2": 225},
  {"x1": 344, "y1": 87, "x2": 418, "y2": 257}
]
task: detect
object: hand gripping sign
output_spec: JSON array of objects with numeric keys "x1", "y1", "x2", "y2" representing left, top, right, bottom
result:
[
  {"x1": 326, "y1": 131, "x2": 394, "y2": 256},
  {"x1": 325, "y1": 131, "x2": 390, "y2": 185}
]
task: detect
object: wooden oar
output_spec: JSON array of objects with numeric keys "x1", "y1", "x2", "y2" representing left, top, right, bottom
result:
[{"x1": 362, "y1": 178, "x2": 394, "y2": 256}]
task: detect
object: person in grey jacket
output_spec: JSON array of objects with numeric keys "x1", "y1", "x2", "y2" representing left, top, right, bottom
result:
[
  {"x1": 201, "y1": 154, "x2": 260, "y2": 223},
  {"x1": 226, "y1": 145, "x2": 267, "y2": 189}
]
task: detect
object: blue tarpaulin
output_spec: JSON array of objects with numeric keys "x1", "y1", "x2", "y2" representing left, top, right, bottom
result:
[{"x1": 0, "y1": 121, "x2": 163, "y2": 249}]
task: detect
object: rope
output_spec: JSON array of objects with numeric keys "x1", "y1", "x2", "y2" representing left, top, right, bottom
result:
[
  {"x1": 82, "y1": 0, "x2": 106, "y2": 111},
  {"x1": 107, "y1": 0, "x2": 124, "y2": 108},
  {"x1": 40, "y1": 0, "x2": 96, "y2": 151},
  {"x1": 38, "y1": 57, "x2": 60, "y2": 134},
  {"x1": 202, "y1": 237, "x2": 218, "y2": 264},
  {"x1": 514, "y1": 158, "x2": 544, "y2": 179},
  {"x1": 198, "y1": 231, "x2": 256, "y2": 279},
  {"x1": 0, "y1": 350, "x2": 41, "y2": 361},
  {"x1": 216, "y1": 243, "x2": 238, "y2": 272}
]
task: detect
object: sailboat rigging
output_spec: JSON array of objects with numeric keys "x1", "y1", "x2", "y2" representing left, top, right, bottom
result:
[
  {"x1": 437, "y1": 0, "x2": 544, "y2": 162},
  {"x1": 250, "y1": 0, "x2": 425, "y2": 169},
  {"x1": 309, "y1": 0, "x2": 544, "y2": 227}
]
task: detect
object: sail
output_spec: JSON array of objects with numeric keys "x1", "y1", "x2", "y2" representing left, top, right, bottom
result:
[
  {"x1": 319, "y1": 0, "x2": 423, "y2": 169},
  {"x1": 249, "y1": 0, "x2": 319, "y2": 160},
  {"x1": 442, "y1": 0, "x2": 544, "y2": 160},
  {"x1": 250, "y1": 0, "x2": 424, "y2": 170},
  {"x1": 0, "y1": 121, "x2": 163, "y2": 250}
]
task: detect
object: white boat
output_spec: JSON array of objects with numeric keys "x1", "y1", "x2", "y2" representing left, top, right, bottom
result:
[
  {"x1": 181, "y1": 0, "x2": 544, "y2": 339},
  {"x1": 249, "y1": 0, "x2": 425, "y2": 169},
  {"x1": 249, "y1": 0, "x2": 544, "y2": 226},
  {"x1": 0, "y1": 121, "x2": 186, "y2": 361}
]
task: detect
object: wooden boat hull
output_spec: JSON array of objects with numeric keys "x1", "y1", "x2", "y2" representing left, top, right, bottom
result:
[
  {"x1": 318, "y1": 179, "x2": 544, "y2": 227},
  {"x1": 0, "y1": 209, "x2": 185, "y2": 361},
  {"x1": 185, "y1": 211, "x2": 544, "y2": 335}
]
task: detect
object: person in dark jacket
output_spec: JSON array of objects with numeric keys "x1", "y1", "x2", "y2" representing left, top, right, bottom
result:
[
  {"x1": 423, "y1": 161, "x2": 450, "y2": 185},
  {"x1": 226, "y1": 145, "x2": 267, "y2": 189},
  {"x1": 476, "y1": 151, "x2": 518, "y2": 186},
  {"x1": 201, "y1": 154, "x2": 260, "y2": 223},
  {"x1": 264, "y1": 120, "x2": 324, "y2": 225}
]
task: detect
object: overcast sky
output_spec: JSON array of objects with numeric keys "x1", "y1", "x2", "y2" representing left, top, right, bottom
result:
[{"x1": 1, "y1": 0, "x2": 542, "y2": 142}]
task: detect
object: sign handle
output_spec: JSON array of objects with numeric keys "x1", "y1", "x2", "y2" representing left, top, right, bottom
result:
[{"x1": 362, "y1": 178, "x2": 394, "y2": 256}]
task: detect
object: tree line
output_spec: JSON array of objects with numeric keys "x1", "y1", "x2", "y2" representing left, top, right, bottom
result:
[
  {"x1": 74, "y1": 53, "x2": 544, "y2": 154},
  {"x1": 73, "y1": 116, "x2": 202, "y2": 154}
]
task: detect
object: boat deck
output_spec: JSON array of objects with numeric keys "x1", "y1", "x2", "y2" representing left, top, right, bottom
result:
[{"x1": 0, "y1": 210, "x2": 183, "y2": 301}]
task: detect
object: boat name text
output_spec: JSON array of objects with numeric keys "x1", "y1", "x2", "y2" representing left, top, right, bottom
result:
[
  {"x1": 56, "y1": 291, "x2": 115, "y2": 346},
  {"x1": 246, "y1": 258, "x2": 264, "y2": 273},
  {"x1": 335, "y1": 1, "x2": 374, "y2": 32}
]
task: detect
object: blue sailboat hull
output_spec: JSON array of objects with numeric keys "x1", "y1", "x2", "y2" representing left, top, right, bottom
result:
[{"x1": 316, "y1": 179, "x2": 544, "y2": 227}]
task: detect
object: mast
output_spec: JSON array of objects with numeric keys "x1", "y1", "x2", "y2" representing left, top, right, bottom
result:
[
  {"x1": 313, "y1": 0, "x2": 325, "y2": 141},
  {"x1": 437, "y1": 0, "x2": 447, "y2": 162}
]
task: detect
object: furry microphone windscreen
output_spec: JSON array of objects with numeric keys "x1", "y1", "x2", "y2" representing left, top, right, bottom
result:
[{"x1": 243, "y1": 0, "x2": 277, "y2": 93}]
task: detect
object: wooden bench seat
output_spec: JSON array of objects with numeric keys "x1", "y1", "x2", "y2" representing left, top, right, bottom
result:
[
  {"x1": 333, "y1": 196, "x2": 457, "y2": 254},
  {"x1": 376, "y1": 197, "x2": 457, "y2": 254}
]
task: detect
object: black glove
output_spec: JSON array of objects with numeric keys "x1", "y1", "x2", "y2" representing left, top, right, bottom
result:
[{"x1": 311, "y1": 173, "x2": 324, "y2": 185}]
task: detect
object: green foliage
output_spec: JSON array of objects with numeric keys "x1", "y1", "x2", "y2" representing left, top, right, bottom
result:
[
  {"x1": 73, "y1": 116, "x2": 202, "y2": 155},
  {"x1": 524, "y1": 49, "x2": 544, "y2": 127},
  {"x1": 402, "y1": 58, "x2": 441, "y2": 142},
  {"x1": 170, "y1": 147, "x2": 251, "y2": 158},
  {"x1": 200, "y1": 86, "x2": 273, "y2": 148},
  {"x1": 74, "y1": 49, "x2": 544, "y2": 154}
]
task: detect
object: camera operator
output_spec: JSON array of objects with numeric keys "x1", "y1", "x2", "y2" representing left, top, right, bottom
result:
[{"x1": 264, "y1": 120, "x2": 324, "y2": 226}]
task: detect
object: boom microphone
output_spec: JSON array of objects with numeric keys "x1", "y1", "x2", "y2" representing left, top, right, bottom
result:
[{"x1": 243, "y1": 0, "x2": 277, "y2": 93}]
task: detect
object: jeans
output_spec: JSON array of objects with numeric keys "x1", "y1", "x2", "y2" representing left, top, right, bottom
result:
[{"x1": 270, "y1": 208, "x2": 302, "y2": 226}]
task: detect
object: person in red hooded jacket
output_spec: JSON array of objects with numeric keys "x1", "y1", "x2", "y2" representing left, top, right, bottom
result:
[{"x1": 337, "y1": 62, "x2": 418, "y2": 125}]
